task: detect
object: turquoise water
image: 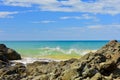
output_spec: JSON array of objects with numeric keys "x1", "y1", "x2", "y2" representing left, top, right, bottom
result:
[{"x1": 0, "y1": 41, "x2": 108, "y2": 57}]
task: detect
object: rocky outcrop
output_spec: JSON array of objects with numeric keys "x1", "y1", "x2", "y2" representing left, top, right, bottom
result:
[
  {"x1": 0, "y1": 40, "x2": 120, "y2": 80},
  {"x1": 0, "y1": 44, "x2": 23, "y2": 79},
  {"x1": 0, "y1": 44, "x2": 21, "y2": 61},
  {"x1": 0, "y1": 63, "x2": 26, "y2": 80}
]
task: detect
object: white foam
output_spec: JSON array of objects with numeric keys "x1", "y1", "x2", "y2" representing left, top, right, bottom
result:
[
  {"x1": 10, "y1": 57, "x2": 61, "y2": 65},
  {"x1": 10, "y1": 48, "x2": 97, "y2": 65},
  {"x1": 38, "y1": 47, "x2": 97, "y2": 55},
  {"x1": 81, "y1": 50, "x2": 97, "y2": 55}
]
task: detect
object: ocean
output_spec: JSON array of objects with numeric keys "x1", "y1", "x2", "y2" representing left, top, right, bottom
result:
[{"x1": 0, "y1": 41, "x2": 109, "y2": 59}]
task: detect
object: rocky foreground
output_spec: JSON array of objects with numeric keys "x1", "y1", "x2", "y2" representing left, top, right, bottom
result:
[{"x1": 0, "y1": 40, "x2": 120, "y2": 80}]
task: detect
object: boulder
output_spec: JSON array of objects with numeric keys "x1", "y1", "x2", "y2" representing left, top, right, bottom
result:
[
  {"x1": 6, "y1": 48, "x2": 21, "y2": 60},
  {"x1": 0, "y1": 44, "x2": 21, "y2": 60}
]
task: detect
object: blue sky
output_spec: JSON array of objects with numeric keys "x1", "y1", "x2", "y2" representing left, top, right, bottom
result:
[{"x1": 0, "y1": 0, "x2": 120, "y2": 40}]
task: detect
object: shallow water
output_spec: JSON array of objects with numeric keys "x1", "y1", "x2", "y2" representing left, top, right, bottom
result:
[{"x1": 0, "y1": 41, "x2": 108, "y2": 59}]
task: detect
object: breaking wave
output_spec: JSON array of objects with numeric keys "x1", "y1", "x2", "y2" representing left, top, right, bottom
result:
[{"x1": 38, "y1": 47, "x2": 97, "y2": 56}]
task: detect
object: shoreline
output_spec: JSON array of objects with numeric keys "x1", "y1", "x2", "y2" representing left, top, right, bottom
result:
[
  {"x1": 10, "y1": 50, "x2": 97, "y2": 65},
  {"x1": 10, "y1": 57, "x2": 63, "y2": 65}
]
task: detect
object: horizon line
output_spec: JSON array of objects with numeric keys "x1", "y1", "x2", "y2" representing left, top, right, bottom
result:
[{"x1": 0, "y1": 40, "x2": 119, "y2": 42}]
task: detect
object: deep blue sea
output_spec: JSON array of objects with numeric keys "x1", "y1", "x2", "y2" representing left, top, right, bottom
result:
[{"x1": 0, "y1": 41, "x2": 109, "y2": 58}]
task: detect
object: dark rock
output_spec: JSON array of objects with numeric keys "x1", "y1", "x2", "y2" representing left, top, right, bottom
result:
[
  {"x1": 0, "y1": 44, "x2": 7, "y2": 51},
  {"x1": 99, "y1": 60, "x2": 116, "y2": 76},
  {"x1": 0, "y1": 52, "x2": 8, "y2": 63},
  {"x1": 0, "y1": 60, "x2": 8, "y2": 69},
  {"x1": 6, "y1": 48, "x2": 21, "y2": 60},
  {"x1": 0, "y1": 44, "x2": 21, "y2": 60}
]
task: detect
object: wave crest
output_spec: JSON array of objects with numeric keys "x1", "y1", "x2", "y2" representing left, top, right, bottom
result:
[{"x1": 38, "y1": 47, "x2": 97, "y2": 55}]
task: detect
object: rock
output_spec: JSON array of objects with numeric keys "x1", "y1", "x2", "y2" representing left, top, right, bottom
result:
[
  {"x1": 6, "y1": 48, "x2": 21, "y2": 60},
  {"x1": 99, "y1": 53, "x2": 120, "y2": 76},
  {"x1": 96, "y1": 40, "x2": 120, "y2": 55},
  {"x1": 80, "y1": 52, "x2": 106, "y2": 64},
  {"x1": 90, "y1": 73, "x2": 102, "y2": 80},
  {"x1": 99, "y1": 60, "x2": 116, "y2": 75},
  {"x1": 0, "y1": 62, "x2": 26, "y2": 80},
  {"x1": 0, "y1": 44, "x2": 21, "y2": 60},
  {"x1": 82, "y1": 67, "x2": 98, "y2": 78},
  {"x1": 0, "y1": 60, "x2": 8, "y2": 68},
  {"x1": 0, "y1": 44, "x2": 7, "y2": 51},
  {"x1": 32, "y1": 75, "x2": 49, "y2": 80},
  {"x1": 61, "y1": 68, "x2": 80, "y2": 80},
  {"x1": 111, "y1": 63, "x2": 120, "y2": 78},
  {"x1": 0, "y1": 52, "x2": 8, "y2": 63},
  {"x1": 0, "y1": 74, "x2": 20, "y2": 80}
]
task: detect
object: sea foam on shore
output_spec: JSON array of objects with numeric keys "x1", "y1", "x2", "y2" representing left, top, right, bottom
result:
[{"x1": 10, "y1": 57, "x2": 61, "y2": 65}]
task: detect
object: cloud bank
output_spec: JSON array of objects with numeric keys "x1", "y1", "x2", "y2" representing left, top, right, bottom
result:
[{"x1": 2, "y1": 0, "x2": 120, "y2": 15}]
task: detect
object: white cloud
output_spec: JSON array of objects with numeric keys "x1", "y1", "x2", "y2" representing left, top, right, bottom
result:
[
  {"x1": 2, "y1": 0, "x2": 120, "y2": 15},
  {"x1": 60, "y1": 16, "x2": 83, "y2": 19},
  {"x1": 87, "y1": 26, "x2": 102, "y2": 29},
  {"x1": 87, "y1": 24, "x2": 120, "y2": 30},
  {"x1": 0, "y1": 11, "x2": 18, "y2": 18},
  {"x1": 60, "y1": 14, "x2": 96, "y2": 20},
  {"x1": 61, "y1": 24, "x2": 120, "y2": 31},
  {"x1": 32, "y1": 20, "x2": 56, "y2": 24},
  {"x1": 2, "y1": 0, "x2": 59, "y2": 7}
]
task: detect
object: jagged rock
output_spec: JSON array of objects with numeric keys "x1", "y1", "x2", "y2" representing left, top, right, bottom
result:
[
  {"x1": 0, "y1": 74, "x2": 20, "y2": 80},
  {"x1": 99, "y1": 60, "x2": 116, "y2": 75},
  {"x1": 80, "y1": 52, "x2": 106, "y2": 64},
  {"x1": 61, "y1": 68, "x2": 80, "y2": 80},
  {"x1": 96, "y1": 40, "x2": 120, "y2": 55},
  {"x1": 0, "y1": 62, "x2": 26, "y2": 80},
  {"x1": 82, "y1": 67, "x2": 98, "y2": 78}
]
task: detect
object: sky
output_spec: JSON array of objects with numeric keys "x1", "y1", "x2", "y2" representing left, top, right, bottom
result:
[{"x1": 0, "y1": 0, "x2": 120, "y2": 40}]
